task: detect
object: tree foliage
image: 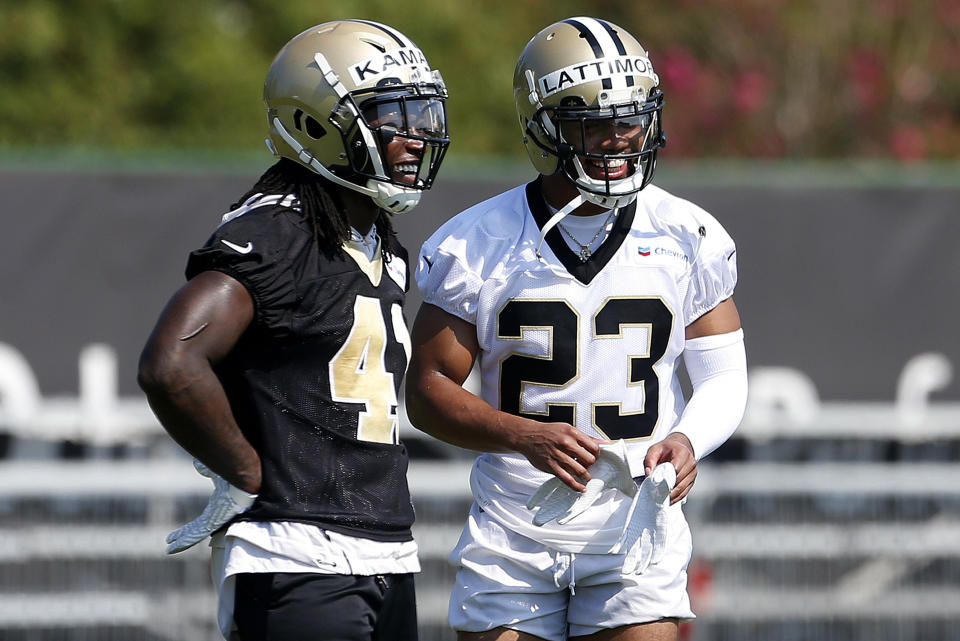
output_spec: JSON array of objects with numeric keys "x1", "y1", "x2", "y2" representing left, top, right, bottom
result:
[{"x1": 1, "y1": 0, "x2": 958, "y2": 162}]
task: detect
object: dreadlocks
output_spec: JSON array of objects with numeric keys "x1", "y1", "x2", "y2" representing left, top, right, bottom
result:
[{"x1": 231, "y1": 158, "x2": 401, "y2": 259}]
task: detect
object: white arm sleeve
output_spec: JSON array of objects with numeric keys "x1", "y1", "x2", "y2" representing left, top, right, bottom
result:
[{"x1": 667, "y1": 328, "x2": 747, "y2": 460}]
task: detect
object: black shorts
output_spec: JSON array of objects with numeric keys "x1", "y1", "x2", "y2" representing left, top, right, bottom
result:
[{"x1": 232, "y1": 572, "x2": 418, "y2": 641}]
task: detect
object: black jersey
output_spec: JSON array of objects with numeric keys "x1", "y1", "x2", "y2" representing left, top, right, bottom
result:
[{"x1": 186, "y1": 197, "x2": 415, "y2": 542}]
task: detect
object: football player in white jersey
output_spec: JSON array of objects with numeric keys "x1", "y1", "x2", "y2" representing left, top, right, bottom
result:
[{"x1": 406, "y1": 17, "x2": 747, "y2": 641}]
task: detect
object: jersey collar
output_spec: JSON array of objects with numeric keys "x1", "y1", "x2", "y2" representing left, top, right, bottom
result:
[
  {"x1": 525, "y1": 177, "x2": 636, "y2": 285},
  {"x1": 342, "y1": 236, "x2": 383, "y2": 286}
]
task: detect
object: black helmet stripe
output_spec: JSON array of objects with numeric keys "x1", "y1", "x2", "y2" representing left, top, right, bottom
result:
[
  {"x1": 562, "y1": 18, "x2": 613, "y2": 90},
  {"x1": 348, "y1": 19, "x2": 410, "y2": 47},
  {"x1": 597, "y1": 19, "x2": 628, "y2": 55},
  {"x1": 596, "y1": 19, "x2": 634, "y2": 87}
]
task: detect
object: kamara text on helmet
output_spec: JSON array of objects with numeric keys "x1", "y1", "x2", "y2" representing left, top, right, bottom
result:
[{"x1": 349, "y1": 48, "x2": 431, "y2": 84}]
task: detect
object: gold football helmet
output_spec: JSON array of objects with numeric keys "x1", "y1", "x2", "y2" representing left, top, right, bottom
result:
[
  {"x1": 264, "y1": 20, "x2": 449, "y2": 213},
  {"x1": 514, "y1": 17, "x2": 665, "y2": 209}
]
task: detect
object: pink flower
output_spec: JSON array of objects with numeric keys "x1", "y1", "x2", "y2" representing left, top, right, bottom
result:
[
  {"x1": 847, "y1": 49, "x2": 886, "y2": 111},
  {"x1": 659, "y1": 48, "x2": 700, "y2": 95},
  {"x1": 935, "y1": 0, "x2": 960, "y2": 28},
  {"x1": 733, "y1": 70, "x2": 770, "y2": 113},
  {"x1": 890, "y1": 126, "x2": 926, "y2": 160}
]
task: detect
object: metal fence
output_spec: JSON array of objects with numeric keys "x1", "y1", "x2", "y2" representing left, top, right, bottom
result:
[{"x1": 1, "y1": 357, "x2": 959, "y2": 641}]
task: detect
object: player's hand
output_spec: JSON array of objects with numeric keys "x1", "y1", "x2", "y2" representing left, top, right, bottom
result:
[
  {"x1": 616, "y1": 462, "x2": 677, "y2": 576},
  {"x1": 512, "y1": 419, "x2": 605, "y2": 492},
  {"x1": 643, "y1": 433, "x2": 697, "y2": 504},
  {"x1": 165, "y1": 459, "x2": 257, "y2": 554},
  {"x1": 526, "y1": 440, "x2": 634, "y2": 526}
]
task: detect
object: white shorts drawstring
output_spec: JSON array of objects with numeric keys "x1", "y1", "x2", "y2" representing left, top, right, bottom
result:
[
  {"x1": 550, "y1": 551, "x2": 577, "y2": 595},
  {"x1": 569, "y1": 553, "x2": 577, "y2": 595}
]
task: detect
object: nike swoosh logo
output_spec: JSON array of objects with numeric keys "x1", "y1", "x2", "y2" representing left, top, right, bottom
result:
[{"x1": 221, "y1": 239, "x2": 253, "y2": 254}]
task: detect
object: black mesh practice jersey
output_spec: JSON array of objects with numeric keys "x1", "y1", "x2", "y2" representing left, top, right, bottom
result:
[{"x1": 186, "y1": 199, "x2": 415, "y2": 542}]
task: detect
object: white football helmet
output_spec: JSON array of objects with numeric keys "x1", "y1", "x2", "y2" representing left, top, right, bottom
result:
[
  {"x1": 264, "y1": 20, "x2": 450, "y2": 213},
  {"x1": 514, "y1": 17, "x2": 665, "y2": 209}
]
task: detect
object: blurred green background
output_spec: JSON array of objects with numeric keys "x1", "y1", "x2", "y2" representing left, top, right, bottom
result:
[{"x1": 1, "y1": 0, "x2": 958, "y2": 173}]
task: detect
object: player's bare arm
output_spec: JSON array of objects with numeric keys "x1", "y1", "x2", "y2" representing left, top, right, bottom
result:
[
  {"x1": 406, "y1": 303, "x2": 605, "y2": 492},
  {"x1": 685, "y1": 297, "x2": 741, "y2": 340},
  {"x1": 138, "y1": 270, "x2": 261, "y2": 494},
  {"x1": 644, "y1": 297, "x2": 743, "y2": 504}
]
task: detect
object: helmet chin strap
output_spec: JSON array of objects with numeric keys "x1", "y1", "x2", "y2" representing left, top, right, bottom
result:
[
  {"x1": 367, "y1": 180, "x2": 421, "y2": 214},
  {"x1": 581, "y1": 188, "x2": 638, "y2": 210},
  {"x1": 269, "y1": 117, "x2": 421, "y2": 214},
  {"x1": 569, "y1": 156, "x2": 642, "y2": 209},
  {"x1": 535, "y1": 194, "x2": 584, "y2": 260}
]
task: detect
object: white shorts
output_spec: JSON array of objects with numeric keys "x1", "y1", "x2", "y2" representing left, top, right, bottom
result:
[{"x1": 448, "y1": 503, "x2": 695, "y2": 640}]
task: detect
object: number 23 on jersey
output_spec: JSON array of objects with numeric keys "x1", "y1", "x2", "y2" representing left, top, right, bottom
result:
[{"x1": 498, "y1": 296, "x2": 673, "y2": 441}]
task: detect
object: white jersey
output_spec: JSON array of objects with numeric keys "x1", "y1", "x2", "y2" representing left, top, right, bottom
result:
[{"x1": 417, "y1": 180, "x2": 737, "y2": 552}]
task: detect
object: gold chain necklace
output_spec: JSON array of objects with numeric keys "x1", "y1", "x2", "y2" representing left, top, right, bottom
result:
[{"x1": 556, "y1": 208, "x2": 618, "y2": 261}]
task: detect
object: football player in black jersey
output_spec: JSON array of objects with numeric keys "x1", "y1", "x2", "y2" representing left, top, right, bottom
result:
[{"x1": 137, "y1": 20, "x2": 449, "y2": 641}]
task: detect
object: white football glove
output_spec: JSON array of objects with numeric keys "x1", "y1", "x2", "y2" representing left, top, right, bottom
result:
[
  {"x1": 526, "y1": 440, "x2": 636, "y2": 527},
  {"x1": 165, "y1": 459, "x2": 257, "y2": 554},
  {"x1": 614, "y1": 462, "x2": 677, "y2": 576}
]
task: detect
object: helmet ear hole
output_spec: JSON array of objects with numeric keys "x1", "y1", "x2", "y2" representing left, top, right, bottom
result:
[
  {"x1": 348, "y1": 130, "x2": 369, "y2": 169},
  {"x1": 304, "y1": 115, "x2": 326, "y2": 140},
  {"x1": 527, "y1": 118, "x2": 548, "y2": 141}
]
